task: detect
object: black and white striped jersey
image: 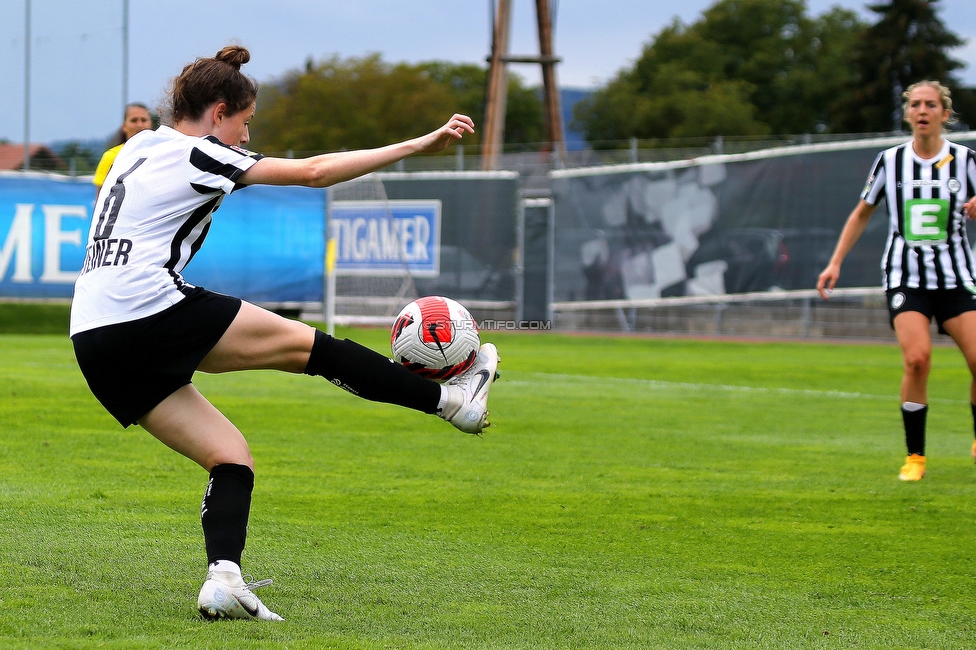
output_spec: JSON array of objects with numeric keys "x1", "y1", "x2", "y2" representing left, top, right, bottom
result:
[
  {"x1": 861, "y1": 138, "x2": 976, "y2": 291},
  {"x1": 70, "y1": 125, "x2": 263, "y2": 336}
]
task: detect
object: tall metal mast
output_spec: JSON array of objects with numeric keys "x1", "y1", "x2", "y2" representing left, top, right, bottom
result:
[
  {"x1": 482, "y1": 0, "x2": 566, "y2": 170},
  {"x1": 122, "y1": 0, "x2": 129, "y2": 112},
  {"x1": 23, "y1": 0, "x2": 31, "y2": 171}
]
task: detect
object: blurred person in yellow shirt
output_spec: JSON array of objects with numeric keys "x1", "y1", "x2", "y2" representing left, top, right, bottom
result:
[{"x1": 92, "y1": 102, "x2": 153, "y2": 193}]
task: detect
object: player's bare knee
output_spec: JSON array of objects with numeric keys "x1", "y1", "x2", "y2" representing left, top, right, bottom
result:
[{"x1": 903, "y1": 352, "x2": 931, "y2": 377}]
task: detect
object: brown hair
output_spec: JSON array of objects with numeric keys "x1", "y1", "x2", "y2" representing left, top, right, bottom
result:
[
  {"x1": 107, "y1": 102, "x2": 151, "y2": 148},
  {"x1": 902, "y1": 80, "x2": 958, "y2": 127},
  {"x1": 168, "y1": 45, "x2": 258, "y2": 124}
]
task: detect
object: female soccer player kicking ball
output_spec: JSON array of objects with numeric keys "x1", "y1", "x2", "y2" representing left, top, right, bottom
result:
[{"x1": 70, "y1": 45, "x2": 498, "y2": 620}]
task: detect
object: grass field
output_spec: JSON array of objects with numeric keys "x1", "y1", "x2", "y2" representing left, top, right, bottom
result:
[{"x1": 3, "y1": 305, "x2": 976, "y2": 648}]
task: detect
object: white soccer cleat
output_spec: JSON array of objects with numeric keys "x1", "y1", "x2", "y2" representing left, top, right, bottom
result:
[
  {"x1": 440, "y1": 342, "x2": 499, "y2": 434},
  {"x1": 197, "y1": 567, "x2": 283, "y2": 621}
]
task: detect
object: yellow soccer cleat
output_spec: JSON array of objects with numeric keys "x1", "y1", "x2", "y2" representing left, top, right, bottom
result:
[{"x1": 898, "y1": 454, "x2": 926, "y2": 481}]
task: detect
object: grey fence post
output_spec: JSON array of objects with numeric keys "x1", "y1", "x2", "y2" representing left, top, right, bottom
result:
[
  {"x1": 802, "y1": 297, "x2": 811, "y2": 338},
  {"x1": 515, "y1": 190, "x2": 525, "y2": 322}
]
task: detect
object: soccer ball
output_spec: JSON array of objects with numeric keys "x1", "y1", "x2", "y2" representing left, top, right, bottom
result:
[{"x1": 391, "y1": 296, "x2": 480, "y2": 381}]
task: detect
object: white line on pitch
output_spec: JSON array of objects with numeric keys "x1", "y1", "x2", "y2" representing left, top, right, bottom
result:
[{"x1": 504, "y1": 372, "x2": 966, "y2": 405}]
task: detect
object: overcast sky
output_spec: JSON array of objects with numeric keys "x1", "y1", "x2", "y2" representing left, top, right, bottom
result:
[{"x1": 1, "y1": 0, "x2": 974, "y2": 145}]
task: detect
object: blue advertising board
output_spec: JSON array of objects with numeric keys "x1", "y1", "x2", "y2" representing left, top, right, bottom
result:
[
  {"x1": 0, "y1": 173, "x2": 93, "y2": 298},
  {"x1": 188, "y1": 184, "x2": 327, "y2": 302},
  {"x1": 0, "y1": 172, "x2": 327, "y2": 302},
  {"x1": 329, "y1": 200, "x2": 441, "y2": 276}
]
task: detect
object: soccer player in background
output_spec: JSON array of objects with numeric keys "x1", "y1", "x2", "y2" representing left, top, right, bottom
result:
[
  {"x1": 817, "y1": 80, "x2": 976, "y2": 482},
  {"x1": 92, "y1": 102, "x2": 153, "y2": 194},
  {"x1": 70, "y1": 45, "x2": 499, "y2": 621}
]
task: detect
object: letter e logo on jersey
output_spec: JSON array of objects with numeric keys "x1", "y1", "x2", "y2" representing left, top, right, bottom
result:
[
  {"x1": 948, "y1": 178, "x2": 962, "y2": 193},
  {"x1": 904, "y1": 199, "x2": 949, "y2": 245}
]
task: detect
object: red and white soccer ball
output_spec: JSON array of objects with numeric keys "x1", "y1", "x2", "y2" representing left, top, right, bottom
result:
[{"x1": 391, "y1": 296, "x2": 480, "y2": 381}]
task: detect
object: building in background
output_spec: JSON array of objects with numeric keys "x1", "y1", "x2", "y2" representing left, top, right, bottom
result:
[{"x1": 0, "y1": 144, "x2": 65, "y2": 172}]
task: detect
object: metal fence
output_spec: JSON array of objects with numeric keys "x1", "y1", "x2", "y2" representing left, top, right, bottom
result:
[
  {"x1": 550, "y1": 288, "x2": 898, "y2": 341},
  {"x1": 10, "y1": 131, "x2": 976, "y2": 342}
]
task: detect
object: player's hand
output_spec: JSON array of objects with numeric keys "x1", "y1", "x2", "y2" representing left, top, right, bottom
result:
[
  {"x1": 417, "y1": 114, "x2": 475, "y2": 154},
  {"x1": 965, "y1": 196, "x2": 976, "y2": 220},
  {"x1": 817, "y1": 263, "x2": 839, "y2": 300}
]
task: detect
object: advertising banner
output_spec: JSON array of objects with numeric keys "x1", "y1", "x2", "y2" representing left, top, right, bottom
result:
[
  {"x1": 0, "y1": 173, "x2": 93, "y2": 298},
  {"x1": 0, "y1": 173, "x2": 327, "y2": 303},
  {"x1": 551, "y1": 134, "x2": 976, "y2": 302},
  {"x1": 187, "y1": 184, "x2": 326, "y2": 303},
  {"x1": 329, "y1": 200, "x2": 441, "y2": 277},
  {"x1": 381, "y1": 172, "x2": 520, "y2": 302}
]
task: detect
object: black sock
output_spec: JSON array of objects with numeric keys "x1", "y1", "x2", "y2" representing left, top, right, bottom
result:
[
  {"x1": 902, "y1": 404, "x2": 927, "y2": 457},
  {"x1": 201, "y1": 463, "x2": 254, "y2": 567},
  {"x1": 303, "y1": 330, "x2": 441, "y2": 414},
  {"x1": 971, "y1": 403, "x2": 976, "y2": 440}
]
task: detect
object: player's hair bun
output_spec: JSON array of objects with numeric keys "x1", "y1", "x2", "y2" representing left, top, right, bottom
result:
[
  {"x1": 167, "y1": 45, "x2": 258, "y2": 123},
  {"x1": 215, "y1": 45, "x2": 250, "y2": 70}
]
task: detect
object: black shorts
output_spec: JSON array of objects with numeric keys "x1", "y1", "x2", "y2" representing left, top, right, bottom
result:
[
  {"x1": 72, "y1": 287, "x2": 242, "y2": 427},
  {"x1": 886, "y1": 286, "x2": 976, "y2": 334}
]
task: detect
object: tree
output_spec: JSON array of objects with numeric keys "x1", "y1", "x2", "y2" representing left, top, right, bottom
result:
[
  {"x1": 250, "y1": 54, "x2": 454, "y2": 155},
  {"x1": 417, "y1": 62, "x2": 489, "y2": 125},
  {"x1": 836, "y1": 0, "x2": 967, "y2": 133},
  {"x1": 573, "y1": 0, "x2": 867, "y2": 142},
  {"x1": 417, "y1": 62, "x2": 546, "y2": 148},
  {"x1": 249, "y1": 55, "x2": 545, "y2": 155},
  {"x1": 810, "y1": 7, "x2": 871, "y2": 133},
  {"x1": 56, "y1": 141, "x2": 99, "y2": 174},
  {"x1": 573, "y1": 15, "x2": 770, "y2": 142}
]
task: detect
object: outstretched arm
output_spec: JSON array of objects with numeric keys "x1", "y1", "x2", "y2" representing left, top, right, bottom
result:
[
  {"x1": 816, "y1": 199, "x2": 877, "y2": 299},
  {"x1": 239, "y1": 114, "x2": 475, "y2": 188}
]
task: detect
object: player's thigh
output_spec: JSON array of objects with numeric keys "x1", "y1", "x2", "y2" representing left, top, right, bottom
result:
[
  {"x1": 941, "y1": 310, "x2": 976, "y2": 372},
  {"x1": 893, "y1": 310, "x2": 933, "y2": 366},
  {"x1": 138, "y1": 384, "x2": 252, "y2": 471},
  {"x1": 199, "y1": 301, "x2": 316, "y2": 374}
]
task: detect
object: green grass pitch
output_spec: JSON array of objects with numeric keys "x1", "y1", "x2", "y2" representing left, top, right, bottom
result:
[{"x1": 3, "y1": 313, "x2": 976, "y2": 648}]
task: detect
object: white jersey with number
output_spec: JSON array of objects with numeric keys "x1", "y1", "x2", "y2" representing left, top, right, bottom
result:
[
  {"x1": 861, "y1": 138, "x2": 976, "y2": 291},
  {"x1": 69, "y1": 125, "x2": 263, "y2": 336}
]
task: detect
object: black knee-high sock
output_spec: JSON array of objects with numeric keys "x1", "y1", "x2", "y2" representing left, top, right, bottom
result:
[
  {"x1": 902, "y1": 404, "x2": 927, "y2": 456},
  {"x1": 971, "y1": 403, "x2": 976, "y2": 439},
  {"x1": 303, "y1": 330, "x2": 441, "y2": 414},
  {"x1": 201, "y1": 463, "x2": 254, "y2": 567}
]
